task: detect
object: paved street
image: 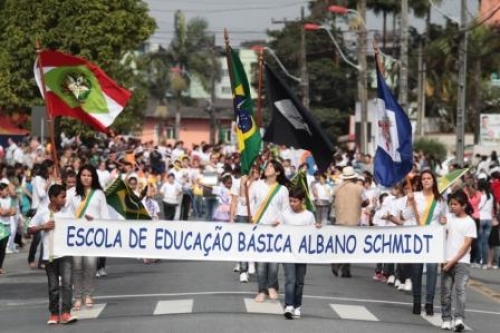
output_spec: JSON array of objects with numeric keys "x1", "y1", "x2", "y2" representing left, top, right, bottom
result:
[{"x1": 1, "y1": 245, "x2": 499, "y2": 333}]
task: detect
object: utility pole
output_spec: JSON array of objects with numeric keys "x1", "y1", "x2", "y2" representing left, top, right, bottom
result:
[
  {"x1": 272, "y1": 7, "x2": 309, "y2": 108},
  {"x1": 358, "y1": 0, "x2": 368, "y2": 154},
  {"x1": 416, "y1": 41, "x2": 425, "y2": 137},
  {"x1": 300, "y1": 6, "x2": 309, "y2": 109},
  {"x1": 209, "y1": 35, "x2": 217, "y2": 145},
  {"x1": 399, "y1": 0, "x2": 408, "y2": 112},
  {"x1": 455, "y1": 0, "x2": 468, "y2": 165}
]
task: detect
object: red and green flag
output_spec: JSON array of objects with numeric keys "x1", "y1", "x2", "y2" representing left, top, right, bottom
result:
[
  {"x1": 226, "y1": 47, "x2": 262, "y2": 175},
  {"x1": 34, "y1": 50, "x2": 131, "y2": 133}
]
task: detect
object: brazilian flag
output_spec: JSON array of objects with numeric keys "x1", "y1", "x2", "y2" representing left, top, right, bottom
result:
[
  {"x1": 228, "y1": 47, "x2": 262, "y2": 175},
  {"x1": 105, "y1": 178, "x2": 151, "y2": 220}
]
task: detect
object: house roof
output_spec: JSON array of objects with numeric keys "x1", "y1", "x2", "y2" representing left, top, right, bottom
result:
[{"x1": 144, "y1": 98, "x2": 235, "y2": 120}]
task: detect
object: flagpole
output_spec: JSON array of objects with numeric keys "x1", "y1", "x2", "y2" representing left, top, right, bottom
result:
[
  {"x1": 224, "y1": 29, "x2": 252, "y2": 222},
  {"x1": 35, "y1": 40, "x2": 60, "y2": 179},
  {"x1": 256, "y1": 46, "x2": 264, "y2": 128}
]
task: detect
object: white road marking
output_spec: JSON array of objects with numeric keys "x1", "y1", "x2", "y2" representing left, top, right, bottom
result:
[
  {"x1": 72, "y1": 303, "x2": 106, "y2": 319},
  {"x1": 153, "y1": 300, "x2": 193, "y2": 315},
  {"x1": 420, "y1": 313, "x2": 472, "y2": 331},
  {"x1": 244, "y1": 298, "x2": 283, "y2": 314},
  {"x1": 330, "y1": 304, "x2": 378, "y2": 321}
]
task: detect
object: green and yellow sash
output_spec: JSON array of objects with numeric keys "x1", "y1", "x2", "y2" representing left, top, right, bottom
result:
[
  {"x1": 75, "y1": 189, "x2": 95, "y2": 218},
  {"x1": 252, "y1": 183, "x2": 281, "y2": 224},
  {"x1": 420, "y1": 195, "x2": 437, "y2": 226}
]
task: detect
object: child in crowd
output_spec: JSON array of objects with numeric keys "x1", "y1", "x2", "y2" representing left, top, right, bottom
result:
[
  {"x1": 0, "y1": 183, "x2": 16, "y2": 274},
  {"x1": 142, "y1": 184, "x2": 160, "y2": 264},
  {"x1": 440, "y1": 189, "x2": 477, "y2": 331},
  {"x1": 211, "y1": 174, "x2": 233, "y2": 222},
  {"x1": 372, "y1": 192, "x2": 391, "y2": 282},
  {"x1": 278, "y1": 186, "x2": 319, "y2": 320},
  {"x1": 28, "y1": 184, "x2": 77, "y2": 325}
]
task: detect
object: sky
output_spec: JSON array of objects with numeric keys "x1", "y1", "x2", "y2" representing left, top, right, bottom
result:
[{"x1": 144, "y1": 0, "x2": 480, "y2": 48}]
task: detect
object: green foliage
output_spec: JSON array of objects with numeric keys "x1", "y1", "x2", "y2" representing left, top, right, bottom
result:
[
  {"x1": 413, "y1": 137, "x2": 447, "y2": 161},
  {"x1": 0, "y1": 0, "x2": 156, "y2": 135}
]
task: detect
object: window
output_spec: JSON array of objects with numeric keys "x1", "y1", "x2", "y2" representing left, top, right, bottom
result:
[{"x1": 221, "y1": 86, "x2": 231, "y2": 95}]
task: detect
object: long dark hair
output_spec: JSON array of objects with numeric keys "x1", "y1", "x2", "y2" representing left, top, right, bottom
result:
[
  {"x1": 267, "y1": 159, "x2": 290, "y2": 188},
  {"x1": 75, "y1": 164, "x2": 102, "y2": 198},
  {"x1": 477, "y1": 179, "x2": 491, "y2": 200},
  {"x1": 420, "y1": 169, "x2": 441, "y2": 201},
  {"x1": 448, "y1": 189, "x2": 474, "y2": 216}
]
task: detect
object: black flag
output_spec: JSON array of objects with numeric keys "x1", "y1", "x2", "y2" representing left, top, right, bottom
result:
[{"x1": 263, "y1": 64, "x2": 335, "y2": 172}]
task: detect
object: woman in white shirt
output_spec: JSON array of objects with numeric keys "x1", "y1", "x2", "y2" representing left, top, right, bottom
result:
[
  {"x1": 67, "y1": 164, "x2": 110, "y2": 310},
  {"x1": 477, "y1": 179, "x2": 494, "y2": 268}
]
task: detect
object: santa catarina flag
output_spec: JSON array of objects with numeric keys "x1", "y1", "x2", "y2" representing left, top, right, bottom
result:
[
  {"x1": 263, "y1": 64, "x2": 335, "y2": 173},
  {"x1": 373, "y1": 54, "x2": 413, "y2": 187},
  {"x1": 227, "y1": 47, "x2": 261, "y2": 175},
  {"x1": 34, "y1": 50, "x2": 131, "y2": 133}
]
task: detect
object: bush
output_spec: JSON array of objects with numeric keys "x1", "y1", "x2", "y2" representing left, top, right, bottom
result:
[{"x1": 413, "y1": 138, "x2": 447, "y2": 161}]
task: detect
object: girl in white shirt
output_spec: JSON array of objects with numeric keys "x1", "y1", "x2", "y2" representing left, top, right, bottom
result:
[{"x1": 477, "y1": 179, "x2": 494, "y2": 268}]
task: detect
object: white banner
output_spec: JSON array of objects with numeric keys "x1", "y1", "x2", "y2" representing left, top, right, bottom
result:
[{"x1": 53, "y1": 218, "x2": 445, "y2": 263}]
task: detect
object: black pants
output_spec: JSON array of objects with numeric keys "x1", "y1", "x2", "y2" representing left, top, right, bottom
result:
[
  {"x1": 45, "y1": 256, "x2": 73, "y2": 315},
  {"x1": 97, "y1": 257, "x2": 106, "y2": 270},
  {"x1": 0, "y1": 237, "x2": 8, "y2": 269},
  {"x1": 163, "y1": 203, "x2": 177, "y2": 220},
  {"x1": 28, "y1": 230, "x2": 44, "y2": 266},
  {"x1": 180, "y1": 193, "x2": 192, "y2": 221}
]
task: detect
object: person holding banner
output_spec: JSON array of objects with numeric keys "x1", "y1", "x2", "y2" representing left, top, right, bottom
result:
[
  {"x1": 405, "y1": 170, "x2": 446, "y2": 316},
  {"x1": 28, "y1": 184, "x2": 77, "y2": 325},
  {"x1": 280, "y1": 186, "x2": 318, "y2": 319},
  {"x1": 242, "y1": 159, "x2": 290, "y2": 303},
  {"x1": 67, "y1": 164, "x2": 110, "y2": 310}
]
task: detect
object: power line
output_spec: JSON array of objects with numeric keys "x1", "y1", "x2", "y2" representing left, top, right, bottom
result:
[{"x1": 147, "y1": 1, "x2": 306, "y2": 13}]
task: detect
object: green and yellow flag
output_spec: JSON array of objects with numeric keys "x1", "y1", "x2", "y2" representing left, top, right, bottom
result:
[
  {"x1": 105, "y1": 178, "x2": 151, "y2": 220},
  {"x1": 226, "y1": 47, "x2": 262, "y2": 175},
  {"x1": 290, "y1": 171, "x2": 315, "y2": 212},
  {"x1": 438, "y1": 168, "x2": 469, "y2": 194}
]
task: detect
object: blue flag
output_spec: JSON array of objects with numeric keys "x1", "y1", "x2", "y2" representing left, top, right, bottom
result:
[{"x1": 373, "y1": 55, "x2": 413, "y2": 187}]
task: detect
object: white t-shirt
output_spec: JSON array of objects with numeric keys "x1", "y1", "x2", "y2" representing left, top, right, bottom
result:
[
  {"x1": 231, "y1": 178, "x2": 248, "y2": 217},
  {"x1": 0, "y1": 196, "x2": 13, "y2": 225},
  {"x1": 478, "y1": 193, "x2": 494, "y2": 220},
  {"x1": 405, "y1": 192, "x2": 446, "y2": 226},
  {"x1": 31, "y1": 175, "x2": 48, "y2": 209},
  {"x1": 67, "y1": 189, "x2": 110, "y2": 219},
  {"x1": 372, "y1": 195, "x2": 396, "y2": 227},
  {"x1": 160, "y1": 182, "x2": 182, "y2": 204},
  {"x1": 29, "y1": 206, "x2": 72, "y2": 260},
  {"x1": 444, "y1": 213, "x2": 477, "y2": 264},
  {"x1": 281, "y1": 209, "x2": 316, "y2": 226},
  {"x1": 248, "y1": 180, "x2": 290, "y2": 225}
]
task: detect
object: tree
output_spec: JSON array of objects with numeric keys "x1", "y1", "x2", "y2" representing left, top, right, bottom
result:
[{"x1": 0, "y1": 0, "x2": 156, "y2": 136}]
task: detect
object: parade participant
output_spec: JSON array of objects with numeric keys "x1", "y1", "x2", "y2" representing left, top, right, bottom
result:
[
  {"x1": 331, "y1": 166, "x2": 369, "y2": 278},
  {"x1": 242, "y1": 159, "x2": 290, "y2": 302},
  {"x1": 211, "y1": 174, "x2": 233, "y2": 222},
  {"x1": 440, "y1": 189, "x2": 477, "y2": 331},
  {"x1": 159, "y1": 173, "x2": 182, "y2": 220},
  {"x1": 312, "y1": 173, "x2": 332, "y2": 226},
  {"x1": 0, "y1": 183, "x2": 16, "y2": 274},
  {"x1": 67, "y1": 164, "x2": 110, "y2": 310},
  {"x1": 477, "y1": 179, "x2": 494, "y2": 268},
  {"x1": 28, "y1": 184, "x2": 77, "y2": 325},
  {"x1": 405, "y1": 170, "x2": 446, "y2": 315},
  {"x1": 279, "y1": 186, "x2": 318, "y2": 319}
]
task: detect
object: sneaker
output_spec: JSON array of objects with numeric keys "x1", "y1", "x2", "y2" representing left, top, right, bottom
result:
[
  {"x1": 59, "y1": 313, "x2": 78, "y2": 324},
  {"x1": 471, "y1": 263, "x2": 481, "y2": 268},
  {"x1": 293, "y1": 307, "x2": 301, "y2": 319},
  {"x1": 386, "y1": 275, "x2": 395, "y2": 285},
  {"x1": 373, "y1": 272, "x2": 383, "y2": 281},
  {"x1": 98, "y1": 268, "x2": 107, "y2": 277},
  {"x1": 248, "y1": 262, "x2": 256, "y2": 275},
  {"x1": 394, "y1": 279, "x2": 402, "y2": 288},
  {"x1": 441, "y1": 321, "x2": 452, "y2": 330},
  {"x1": 47, "y1": 315, "x2": 59, "y2": 325},
  {"x1": 239, "y1": 272, "x2": 249, "y2": 283},
  {"x1": 233, "y1": 264, "x2": 240, "y2": 273},
  {"x1": 404, "y1": 279, "x2": 412, "y2": 292},
  {"x1": 283, "y1": 305, "x2": 294, "y2": 319},
  {"x1": 95, "y1": 270, "x2": 101, "y2": 278},
  {"x1": 454, "y1": 318, "x2": 465, "y2": 332},
  {"x1": 493, "y1": 265, "x2": 499, "y2": 270},
  {"x1": 482, "y1": 265, "x2": 489, "y2": 270}
]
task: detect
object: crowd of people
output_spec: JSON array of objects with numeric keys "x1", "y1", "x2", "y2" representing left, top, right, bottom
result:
[{"x1": 0, "y1": 133, "x2": 499, "y2": 331}]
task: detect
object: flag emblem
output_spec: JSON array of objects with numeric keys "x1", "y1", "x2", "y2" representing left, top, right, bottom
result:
[
  {"x1": 63, "y1": 71, "x2": 92, "y2": 102},
  {"x1": 234, "y1": 95, "x2": 253, "y2": 134},
  {"x1": 378, "y1": 114, "x2": 393, "y2": 152}
]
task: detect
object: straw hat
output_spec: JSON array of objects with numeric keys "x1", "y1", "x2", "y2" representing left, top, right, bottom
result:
[{"x1": 341, "y1": 166, "x2": 358, "y2": 180}]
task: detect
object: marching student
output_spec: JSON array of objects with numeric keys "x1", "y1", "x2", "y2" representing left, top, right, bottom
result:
[
  {"x1": 440, "y1": 189, "x2": 477, "y2": 331},
  {"x1": 28, "y1": 184, "x2": 77, "y2": 325},
  {"x1": 278, "y1": 186, "x2": 319, "y2": 319}
]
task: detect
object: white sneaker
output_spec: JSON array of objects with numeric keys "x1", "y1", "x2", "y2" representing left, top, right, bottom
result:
[
  {"x1": 95, "y1": 270, "x2": 101, "y2": 278},
  {"x1": 233, "y1": 264, "x2": 240, "y2": 273},
  {"x1": 5, "y1": 249, "x2": 13, "y2": 254},
  {"x1": 454, "y1": 318, "x2": 465, "y2": 332},
  {"x1": 283, "y1": 305, "x2": 294, "y2": 319},
  {"x1": 239, "y1": 272, "x2": 249, "y2": 283},
  {"x1": 99, "y1": 268, "x2": 107, "y2": 277},
  {"x1": 394, "y1": 279, "x2": 401, "y2": 288},
  {"x1": 293, "y1": 307, "x2": 301, "y2": 319},
  {"x1": 404, "y1": 279, "x2": 412, "y2": 292},
  {"x1": 248, "y1": 262, "x2": 256, "y2": 275},
  {"x1": 386, "y1": 275, "x2": 395, "y2": 285},
  {"x1": 441, "y1": 321, "x2": 452, "y2": 330}
]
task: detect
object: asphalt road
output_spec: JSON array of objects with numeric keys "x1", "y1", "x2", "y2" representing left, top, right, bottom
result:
[{"x1": 1, "y1": 246, "x2": 499, "y2": 333}]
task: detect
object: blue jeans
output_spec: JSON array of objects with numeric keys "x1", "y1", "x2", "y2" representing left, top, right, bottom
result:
[
  {"x1": 45, "y1": 256, "x2": 73, "y2": 315},
  {"x1": 256, "y1": 262, "x2": 279, "y2": 294},
  {"x1": 441, "y1": 263, "x2": 470, "y2": 321},
  {"x1": 192, "y1": 195, "x2": 204, "y2": 219},
  {"x1": 411, "y1": 263, "x2": 438, "y2": 304},
  {"x1": 235, "y1": 215, "x2": 250, "y2": 272},
  {"x1": 478, "y1": 220, "x2": 492, "y2": 265},
  {"x1": 284, "y1": 263, "x2": 307, "y2": 307},
  {"x1": 204, "y1": 197, "x2": 218, "y2": 221}
]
